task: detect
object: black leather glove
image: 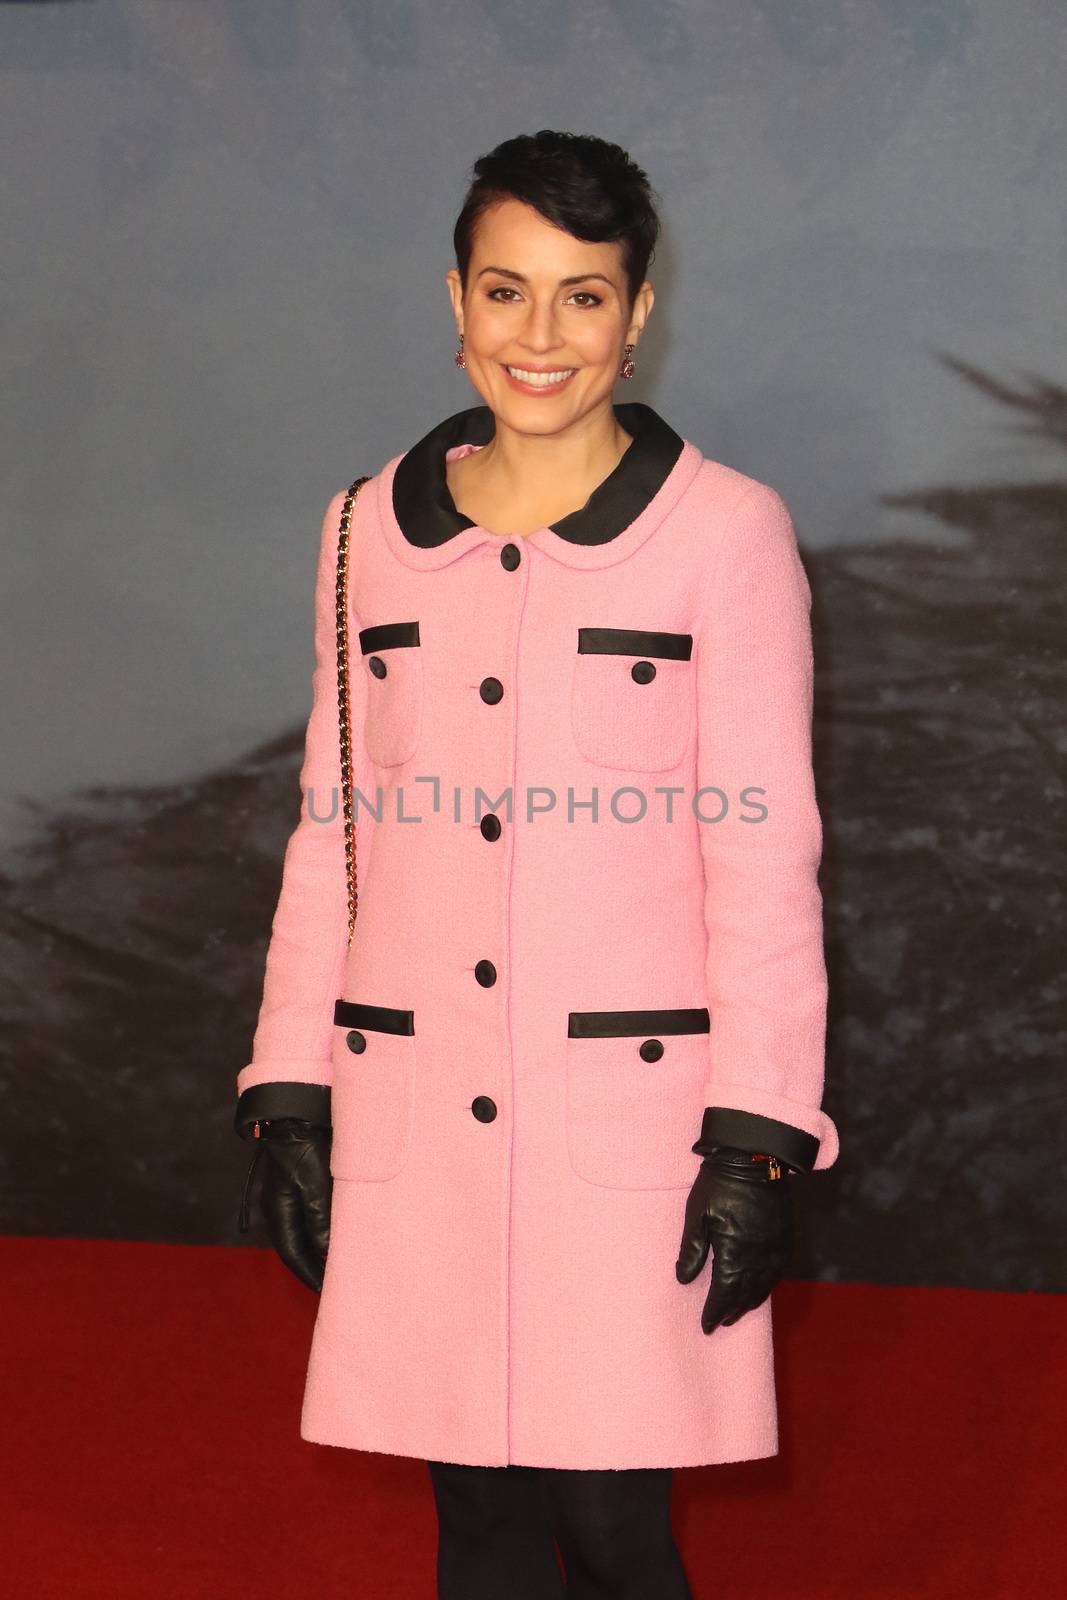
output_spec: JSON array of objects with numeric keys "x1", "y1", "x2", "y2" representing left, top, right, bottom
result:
[
  {"x1": 237, "y1": 1117, "x2": 333, "y2": 1294},
  {"x1": 675, "y1": 1146, "x2": 794, "y2": 1333}
]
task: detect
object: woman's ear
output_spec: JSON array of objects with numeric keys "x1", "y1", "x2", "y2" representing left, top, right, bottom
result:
[
  {"x1": 626, "y1": 279, "x2": 654, "y2": 346},
  {"x1": 445, "y1": 267, "x2": 464, "y2": 334}
]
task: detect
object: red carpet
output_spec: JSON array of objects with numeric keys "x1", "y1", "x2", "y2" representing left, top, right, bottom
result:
[{"x1": 3, "y1": 1235, "x2": 1062, "y2": 1598}]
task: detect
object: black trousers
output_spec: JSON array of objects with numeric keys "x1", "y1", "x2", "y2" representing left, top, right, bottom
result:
[{"x1": 426, "y1": 1459, "x2": 693, "y2": 1600}]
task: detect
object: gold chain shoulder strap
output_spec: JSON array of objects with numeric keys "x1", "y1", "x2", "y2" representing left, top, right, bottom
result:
[{"x1": 335, "y1": 476, "x2": 372, "y2": 944}]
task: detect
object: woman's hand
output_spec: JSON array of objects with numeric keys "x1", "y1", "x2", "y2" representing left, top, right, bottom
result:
[
  {"x1": 675, "y1": 1147, "x2": 794, "y2": 1332},
  {"x1": 240, "y1": 1118, "x2": 333, "y2": 1293}
]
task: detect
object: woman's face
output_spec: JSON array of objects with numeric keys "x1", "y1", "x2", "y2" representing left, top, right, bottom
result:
[{"x1": 446, "y1": 196, "x2": 652, "y2": 432}]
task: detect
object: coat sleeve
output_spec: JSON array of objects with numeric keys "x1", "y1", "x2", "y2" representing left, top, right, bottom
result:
[
  {"x1": 233, "y1": 487, "x2": 371, "y2": 1138},
  {"x1": 693, "y1": 482, "x2": 839, "y2": 1172}
]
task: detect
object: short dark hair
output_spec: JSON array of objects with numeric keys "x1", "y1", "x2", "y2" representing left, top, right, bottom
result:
[{"x1": 453, "y1": 130, "x2": 661, "y2": 313}]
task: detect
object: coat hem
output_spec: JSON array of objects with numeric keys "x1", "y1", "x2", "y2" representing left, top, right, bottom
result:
[{"x1": 298, "y1": 1419, "x2": 780, "y2": 1471}]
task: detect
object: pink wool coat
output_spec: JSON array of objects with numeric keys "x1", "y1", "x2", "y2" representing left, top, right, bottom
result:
[{"x1": 236, "y1": 402, "x2": 839, "y2": 1470}]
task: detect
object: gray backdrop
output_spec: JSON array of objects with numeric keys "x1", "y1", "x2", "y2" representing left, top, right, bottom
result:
[{"x1": 2, "y1": 0, "x2": 1064, "y2": 1290}]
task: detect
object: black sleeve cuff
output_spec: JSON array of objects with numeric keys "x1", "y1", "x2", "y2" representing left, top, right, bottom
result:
[
  {"x1": 692, "y1": 1106, "x2": 820, "y2": 1173},
  {"x1": 234, "y1": 1081, "x2": 332, "y2": 1140}
]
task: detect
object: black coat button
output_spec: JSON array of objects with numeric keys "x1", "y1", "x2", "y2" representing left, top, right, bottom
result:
[
  {"x1": 639, "y1": 1038, "x2": 664, "y2": 1062},
  {"x1": 472, "y1": 1096, "x2": 497, "y2": 1123},
  {"x1": 369, "y1": 656, "x2": 387, "y2": 679},
  {"x1": 500, "y1": 543, "x2": 521, "y2": 571},
  {"x1": 480, "y1": 813, "x2": 502, "y2": 841},
  {"x1": 346, "y1": 1030, "x2": 367, "y2": 1053},
  {"x1": 480, "y1": 676, "x2": 504, "y2": 704},
  {"x1": 475, "y1": 959, "x2": 497, "y2": 987},
  {"x1": 632, "y1": 660, "x2": 656, "y2": 684}
]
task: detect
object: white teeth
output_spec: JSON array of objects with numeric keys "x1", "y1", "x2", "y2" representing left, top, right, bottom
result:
[{"x1": 506, "y1": 366, "x2": 576, "y2": 387}]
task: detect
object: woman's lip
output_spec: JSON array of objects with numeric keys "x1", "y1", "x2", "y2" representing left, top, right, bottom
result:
[
  {"x1": 500, "y1": 361, "x2": 578, "y2": 374},
  {"x1": 500, "y1": 362, "x2": 579, "y2": 394}
]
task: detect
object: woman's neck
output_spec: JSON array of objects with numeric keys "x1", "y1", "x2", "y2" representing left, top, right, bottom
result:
[{"x1": 446, "y1": 409, "x2": 634, "y2": 538}]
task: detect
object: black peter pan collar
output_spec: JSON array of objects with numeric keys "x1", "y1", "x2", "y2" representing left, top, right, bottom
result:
[{"x1": 392, "y1": 402, "x2": 685, "y2": 550}]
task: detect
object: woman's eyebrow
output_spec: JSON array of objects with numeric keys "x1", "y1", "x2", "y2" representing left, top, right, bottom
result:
[{"x1": 476, "y1": 265, "x2": 615, "y2": 287}]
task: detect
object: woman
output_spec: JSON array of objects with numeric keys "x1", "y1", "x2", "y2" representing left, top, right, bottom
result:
[{"x1": 234, "y1": 130, "x2": 839, "y2": 1599}]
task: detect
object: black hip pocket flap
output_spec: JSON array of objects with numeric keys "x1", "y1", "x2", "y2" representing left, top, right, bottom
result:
[
  {"x1": 334, "y1": 999, "x2": 416, "y2": 1034},
  {"x1": 577, "y1": 627, "x2": 692, "y2": 661},
  {"x1": 359, "y1": 621, "x2": 421, "y2": 653},
  {"x1": 567, "y1": 1007, "x2": 710, "y2": 1038}
]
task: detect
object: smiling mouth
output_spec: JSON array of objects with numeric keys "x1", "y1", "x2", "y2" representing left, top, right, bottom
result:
[{"x1": 502, "y1": 364, "x2": 578, "y2": 389}]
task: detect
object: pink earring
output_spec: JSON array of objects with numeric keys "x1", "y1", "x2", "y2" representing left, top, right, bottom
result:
[
  {"x1": 620, "y1": 343, "x2": 636, "y2": 380},
  {"x1": 454, "y1": 333, "x2": 467, "y2": 370}
]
